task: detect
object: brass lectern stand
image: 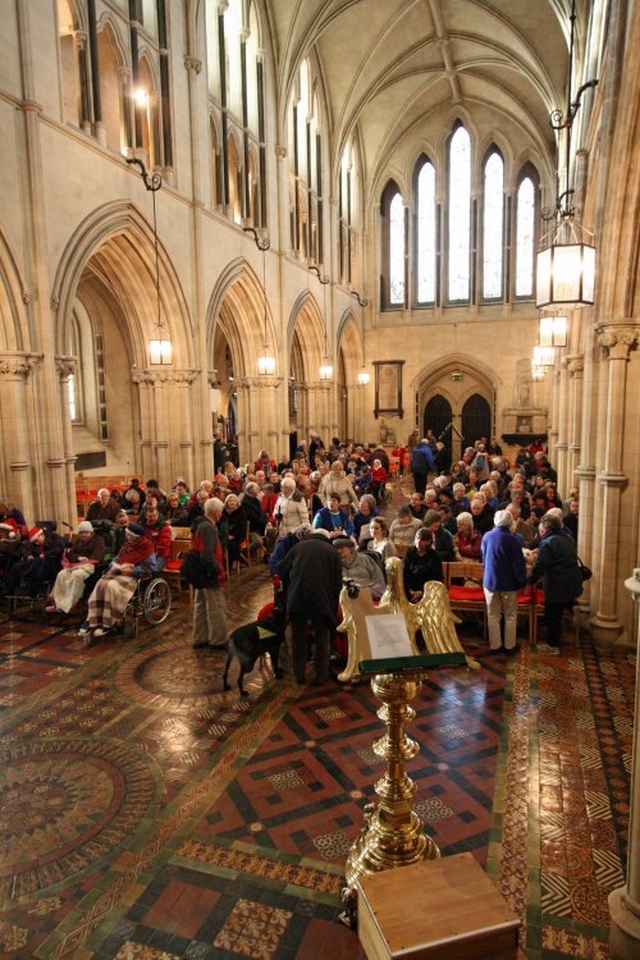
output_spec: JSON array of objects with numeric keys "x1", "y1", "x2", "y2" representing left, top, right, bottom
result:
[{"x1": 340, "y1": 652, "x2": 467, "y2": 928}]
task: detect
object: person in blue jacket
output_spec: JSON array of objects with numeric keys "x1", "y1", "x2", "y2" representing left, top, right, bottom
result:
[{"x1": 481, "y1": 509, "x2": 527, "y2": 653}]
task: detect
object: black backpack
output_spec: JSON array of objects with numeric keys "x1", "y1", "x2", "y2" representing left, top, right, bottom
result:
[{"x1": 179, "y1": 549, "x2": 208, "y2": 588}]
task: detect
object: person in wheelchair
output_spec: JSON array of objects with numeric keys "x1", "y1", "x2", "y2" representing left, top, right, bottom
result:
[
  {"x1": 0, "y1": 525, "x2": 65, "y2": 598},
  {"x1": 46, "y1": 520, "x2": 106, "y2": 614},
  {"x1": 143, "y1": 504, "x2": 171, "y2": 572},
  {"x1": 79, "y1": 522, "x2": 156, "y2": 638}
]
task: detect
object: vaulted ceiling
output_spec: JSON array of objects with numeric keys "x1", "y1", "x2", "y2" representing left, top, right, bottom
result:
[{"x1": 266, "y1": 0, "x2": 574, "y2": 197}]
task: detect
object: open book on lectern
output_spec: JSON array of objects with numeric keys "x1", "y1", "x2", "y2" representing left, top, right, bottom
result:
[{"x1": 364, "y1": 614, "x2": 413, "y2": 660}]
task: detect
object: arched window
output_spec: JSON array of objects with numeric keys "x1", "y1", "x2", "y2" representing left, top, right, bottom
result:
[
  {"x1": 338, "y1": 138, "x2": 361, "y2": 285},
  {"x1": 447, "y1": 125, "x2": 471, "y2": 302},
  {"x1": 380, "y1": 181, "x2": 406, "y2": 308},
  {"x1": 415, "y1": 156, "x2": 436, "y2": 304},
  {"x1": 287, "y1": 58, "x2": 326, "y2": 262},
  {"x1": 482, "y1": 149, "x2": 504, "y2": 300},
  {"x1": 58, "y1": 0, "x2": 82, "y2": 128},
  {"x1": 205, "y1": 0, "x2": 266, "y2": 226},
  {"x1": 515, "y1": 170, "x2": 538, "y2": 298}
]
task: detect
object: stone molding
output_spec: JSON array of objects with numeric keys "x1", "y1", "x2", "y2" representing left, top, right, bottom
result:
[
  {"x1": 132, "y1": 369, "x2": 199, "y2": 386},
  {"x1": 0, "y1": 353, "x2": 42, "y2": 379}
]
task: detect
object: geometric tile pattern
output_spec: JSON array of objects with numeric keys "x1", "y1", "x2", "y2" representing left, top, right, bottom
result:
[{"x1": 0, "y1": 566, "x2": 635, "y2": 960}]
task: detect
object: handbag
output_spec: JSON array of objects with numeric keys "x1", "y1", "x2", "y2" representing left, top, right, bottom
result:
[{"x1": 578, "y1": 557, "x2": 592, "y2": 581}]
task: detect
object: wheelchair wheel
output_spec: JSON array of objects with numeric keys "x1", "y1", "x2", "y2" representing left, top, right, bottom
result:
[{"x1": 143, "y1": 577, "x2": 171, "y2": 625}]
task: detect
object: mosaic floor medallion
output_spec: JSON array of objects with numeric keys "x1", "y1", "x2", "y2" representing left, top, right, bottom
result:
[{"x1": 0, "y1": 737, "x2": 158, "y2": 899}]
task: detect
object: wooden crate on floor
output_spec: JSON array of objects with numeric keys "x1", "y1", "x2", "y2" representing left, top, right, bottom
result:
[{"x1": 357, "y1": 853, "x2": 520, "y2": 960}]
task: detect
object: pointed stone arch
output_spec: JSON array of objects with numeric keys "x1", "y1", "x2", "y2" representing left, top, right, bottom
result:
[
  {"x1": 414, "y1": 353, "x2": 499, "y2": 457},
  {"x1": 0, "y1": 229, "x2": 30, "y2": 352},
  {"x1": 52, "y1": 200, "x2": 193, "y2": 368}
]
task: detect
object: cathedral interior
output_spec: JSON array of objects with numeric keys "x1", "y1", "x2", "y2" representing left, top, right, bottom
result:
[{"x1": 0, "y1": 1, "x2": 639, "y2": 958}]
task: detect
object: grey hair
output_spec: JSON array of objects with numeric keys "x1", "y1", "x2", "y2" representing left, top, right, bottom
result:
[
  {"x1": 204, "y1": 496, "x2": 224, "y2": 517},
  {"x1": 494, "y1": 509, "x2": 514, "y2": 529},
  {"x1": 456, "y1": 511, "x2": 473, "y2": 528}
]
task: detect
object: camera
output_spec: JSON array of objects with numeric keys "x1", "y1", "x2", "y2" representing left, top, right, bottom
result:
[{"x1": 343, "y1": 578, "x2": 360, "y2": 599}]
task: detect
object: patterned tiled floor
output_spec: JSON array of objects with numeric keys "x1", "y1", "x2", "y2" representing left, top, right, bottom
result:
[{"x1": 0, "y1": 562, "x2": 635, "y2": 960}]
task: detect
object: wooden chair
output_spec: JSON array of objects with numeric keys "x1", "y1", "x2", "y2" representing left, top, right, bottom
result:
[
  {"x1": 170, "y1": 526, "x2": 192, "y2": 541},
  {"x1": 444, "y1": 561, "x2": 486, "y2": 637},
  {"x1": 163, "y1": 539, "x2": 190, "y2": 598}
]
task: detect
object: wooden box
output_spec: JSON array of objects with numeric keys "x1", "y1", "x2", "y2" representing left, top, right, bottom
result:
[{"x1": 357, "y1": 853, "x2": 520, "y2": 960}]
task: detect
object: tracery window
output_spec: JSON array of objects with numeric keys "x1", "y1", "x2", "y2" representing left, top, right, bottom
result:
[
  {"x1": 381, "y1": 123, "x2": 539, "y2": 311},
  {"x1": 287, "y1": 58, "x2": 325, "y2": 263},
  {"x1": 338, "y1": 138, "x2": 361, "y2": 286},
  {"x1": 205, "y1": 0, "x2": 266, "y2": 227}
]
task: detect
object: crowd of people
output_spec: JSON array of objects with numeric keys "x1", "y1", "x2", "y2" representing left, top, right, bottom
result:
[{"x1": 0, "y1": 429, "x2": 584, "y2": 663}]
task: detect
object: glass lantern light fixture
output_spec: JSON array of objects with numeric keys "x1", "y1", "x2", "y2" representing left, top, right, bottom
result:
[
  {"x1": 535, "y1": 0, "x2": 598, "y2": 310},
  {"x1": 127, "y1": 156, "x2": 173, "y2": 365},
  {"x1": 539, "y1": 314, "x2": 568, "y2": 348},
  {"x1": 256, "y1": 246, "x2": 276, "y2": 376},
  {"x1": 533, "y1": 344, "x2": 556, "y2": 368}
]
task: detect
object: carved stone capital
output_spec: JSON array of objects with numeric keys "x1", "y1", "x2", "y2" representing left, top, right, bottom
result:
[
  {"x1": 184, "y1": 55, "x2": 202, "y2": 74},
  {"x1": 596, "y1": 326, "x2": 638, "y2": 360},
  {"x1": 133, "y1": 369, "x2": 199, "y2": 386},
  {"x1": 55, "y1": 355, "x2": 77, "y2": 380},
  {"x1": 566, "y1": 355, "x2": 584, "y2": 376},
  {"x1": 0, "y1": 353, "x2": 42, "y2": 380},
  {"x1": 238, "y1": 376, "x2": 284, "y2": 390}
]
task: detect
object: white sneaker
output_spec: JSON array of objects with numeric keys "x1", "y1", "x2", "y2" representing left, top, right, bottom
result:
[{"x1": 537, "y1": 642, "x2": 560, "y2": 656}]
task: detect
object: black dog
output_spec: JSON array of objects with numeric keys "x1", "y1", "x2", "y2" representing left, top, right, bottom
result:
[{"x1": 222, "y1": 605, "x2": 286, "y2": 695}]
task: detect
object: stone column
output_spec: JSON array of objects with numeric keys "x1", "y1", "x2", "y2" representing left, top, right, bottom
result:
[
  {"x1": 55, "y1": 355, "x2": 78, "y2": 527},
  {"x1": 565, "y1": 355, "x2": 584, "y2": 489},
  {"x1": 236, "y1": 376, "x2": 284, "y2": 464},
  {"x1": 591, "y1": 327, "x2": 637, "y2": 643},
  {"x1": 609, "y1": 574, "x2": 640, "y2": 958},
  {"x1": 0, "y1": 353, "x2": 41, "y2": 523},
  {"x1": 73, "y1": 30, "x2": 92, "y2": 134},
  {"x1": 132, "y1": 369, "x2": 200, "y2": 486},
  {"x1": 306, "y1": 381, "x2": 332, "y2": 442},
  {"x1": 555, "y1": 359, "x2": 569, "y2": 495}
]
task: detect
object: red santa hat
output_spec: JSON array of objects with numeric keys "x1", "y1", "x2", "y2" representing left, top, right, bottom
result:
[{"x1": 28, "y1": 526, "x2": 44, "y2": 542}]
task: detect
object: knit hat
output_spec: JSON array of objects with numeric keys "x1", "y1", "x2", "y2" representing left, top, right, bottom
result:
[
  {"x1": 333, "y1": 535, "x2": 354, "y2": 549},
  {"x1": 28, "y1": 526, "x2": 44, "y2": 542},
  {"x1": 77, "y1": 521, "x2": 94, "y2": 534},
  {"x1": 126, "y1": 522, "x2": 146, "y2": 537}
]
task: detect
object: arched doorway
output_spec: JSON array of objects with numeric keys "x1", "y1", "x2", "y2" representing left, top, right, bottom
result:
[
  {"x1": 423, "y1": 395, "x2": 452, "y2": 444},
  {"x1": 416, "y1": 355, "x2": 497, "y2": 464},
  {"x1": 461, "y1": 393, "x2": 491, "y2": 450}
]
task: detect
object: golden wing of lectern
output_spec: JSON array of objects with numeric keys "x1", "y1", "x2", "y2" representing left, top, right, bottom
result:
[{"x1": 336, "y1": 557, "x2": 480, "y2": 682}]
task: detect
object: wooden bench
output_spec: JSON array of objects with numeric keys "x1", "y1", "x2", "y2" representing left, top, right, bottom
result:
[{"x1": 444, "y1": 561, "x2": 486, "y2": 637}]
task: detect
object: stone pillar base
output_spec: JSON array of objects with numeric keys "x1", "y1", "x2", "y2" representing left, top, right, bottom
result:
[
  {"x1": 609, "y1": 888, "x2": 640, "y2": 960},
  {"x1": 589, "y1": 615, "x2": 626, "y2": 646}
]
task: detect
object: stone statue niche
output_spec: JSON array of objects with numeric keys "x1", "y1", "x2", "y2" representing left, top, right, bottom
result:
[{"x1": 501, "y1": 357, "x2": 547, "y2": 440}]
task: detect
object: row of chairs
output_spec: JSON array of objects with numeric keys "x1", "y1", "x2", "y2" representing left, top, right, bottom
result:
[{"x1": 442, "y1": 560, "x2": 550, "y2": 645}]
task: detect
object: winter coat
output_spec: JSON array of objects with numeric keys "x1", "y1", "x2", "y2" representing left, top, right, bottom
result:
[
  {"x1": 277, "y1": 534, "x2": 343, "y2": 628},
  {"x1": 528, "y1": 531, "x2": 583, "y2": 603},
  {"x1": 481, "y1": 526, "x2": 527, "y2": 592}
]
